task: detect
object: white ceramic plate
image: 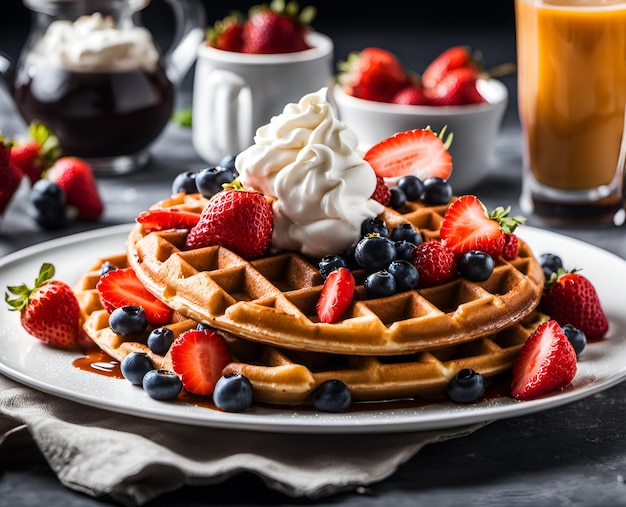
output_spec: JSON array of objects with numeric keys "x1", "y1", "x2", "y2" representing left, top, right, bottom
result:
[{"x1": 0, "y1": 224, "x2": 625, "y2": 434}]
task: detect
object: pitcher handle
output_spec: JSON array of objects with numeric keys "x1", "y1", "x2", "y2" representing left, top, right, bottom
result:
[{"x1": 163, "y1": 0, "x2": 206, "y2": 86}]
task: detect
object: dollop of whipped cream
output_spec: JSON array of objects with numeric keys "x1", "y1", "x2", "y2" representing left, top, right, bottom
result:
[
  {"x1": 29, "y1": 13, "x2": 160, "y2": 72},
  {"x1": 235, "y1": 87, "x2": 384, "y2": 258}
]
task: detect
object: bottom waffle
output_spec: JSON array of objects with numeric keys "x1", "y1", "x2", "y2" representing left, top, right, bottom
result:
[{"x1": 74, "y1": 254, "x2": 547, "y2": 407}]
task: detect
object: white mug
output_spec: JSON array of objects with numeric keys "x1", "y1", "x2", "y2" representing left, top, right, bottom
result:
[{"x1": 192, "y1": 32, "x2": 334, "y2": 164}]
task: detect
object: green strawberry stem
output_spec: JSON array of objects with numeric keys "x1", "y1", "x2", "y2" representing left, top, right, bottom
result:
[
  {"x1": 5, "y1": 262, "x2": 55, "y2": 312},
  {"x1": 488, "y1": 205, "x2": 526, "y2": 234}
]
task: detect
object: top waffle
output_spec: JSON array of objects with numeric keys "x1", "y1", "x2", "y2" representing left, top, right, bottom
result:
[{"x1": 127, "y1": 192, "x2": 545, "y2": 356}]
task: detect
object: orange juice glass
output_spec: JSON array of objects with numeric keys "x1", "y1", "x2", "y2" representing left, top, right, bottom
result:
[{"x1": 515, "y1": 0, "x2": 626, "y2": 224}]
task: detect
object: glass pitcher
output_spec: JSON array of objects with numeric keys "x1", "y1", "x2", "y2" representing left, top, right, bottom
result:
[{"x1": 9, "y1": 0, "x2": 205, "y2": 175}]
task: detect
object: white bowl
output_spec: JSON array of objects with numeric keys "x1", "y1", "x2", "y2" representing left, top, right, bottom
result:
[{"x1": 331, "y1": 80, "x2": 508, "y2": 192}]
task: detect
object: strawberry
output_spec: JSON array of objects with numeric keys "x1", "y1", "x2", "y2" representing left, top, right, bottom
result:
[
  {"x1": 96, "y1": 267, "x2": 173, "y2": 325},
  {"x1": 371, "y1": 176, "x2": 391, "y2": 205},
  {"x1": 136, "y1": 208, "x2": 201, "y2": 233},
  {"x1": 421, "y1": 45, "x2": 482, "y2": 90},
  {"x1": 338, "y1": 47, "x2": 411, "y2": 103},
  {"x1": 426, "y1": 67, "x2": 486, "y2": 106},
  {"x1": 439, "y1": 195, "x2": 525, "y2": 258},
  {"x1": 391, "y1": 83, "x2": 429, "y2": 105},
  {"x1": 5, "y1": 263, "x2": 82, "y2": 350},
  {"x1": 363, "y1": 128, "x2": 453, "y2": 181},
  {"x1": 186, "y1": 187, "x2": 273, "y2": 260},
  {"x1": 207, "y1": 13, "x2": 244, "y2": 52},
  {"x1": 316, "y1": 267, "x2": 355, "y2": 323},
  {"x1": 511, "y1": 320, "x2": 577, "y2": 401},
  {"x1": 241, "y1": 0, "x2": 314, "y2": 54},
  {"x1": 47, "y1": 156, "x2": 103, "y2": 221},
  {"x1": 0, "y1": 134, "x2": 24, "y2": 215},
  {"x1": 9, "y1": 121, "x2": 61, "y2": 184},
  {"x1": 501, "y1": 233, "x2": 519, "y2": 261},
  {"x1": 411, "y1": 240, "x2": 456, "y2": 288},
  {"x1": 540, "y1": 270, "x2": 609, "y2": 340},
  {"x1": 170, "y1": 328, "x2": 232, "y2": 396}
]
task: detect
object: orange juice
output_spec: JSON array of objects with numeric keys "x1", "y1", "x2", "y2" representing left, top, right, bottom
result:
[{"x1": 516, "y1": 0, "x2": 626, "y2": 191}]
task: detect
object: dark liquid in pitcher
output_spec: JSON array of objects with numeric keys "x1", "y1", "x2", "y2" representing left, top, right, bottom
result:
[{"x1": 13, "y1": 62, "x2": 174, "y2": 158}]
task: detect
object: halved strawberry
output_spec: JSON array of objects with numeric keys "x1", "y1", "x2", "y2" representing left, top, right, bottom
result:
[
  {"x1": 363, "y1": 128, "x2": 453, "y2": 181},
  {"x1": 316, "y1": 267, "x2": 355, "y2": 323},
  {"x1": 136, "y1": 208, "x2": 200, "y2": 233},
  {"x1": 96, "y1": 267, "x2": 173, "y2": 325},
  {"x1": 170, "y1": 328, "x2": 232, "y2": 396},
  {"x1": 511, "y1": 320, "x2": 577, "y2": 401},
  {"x1": 439, "y1": 195, "x2": 525, "y2": 258}
]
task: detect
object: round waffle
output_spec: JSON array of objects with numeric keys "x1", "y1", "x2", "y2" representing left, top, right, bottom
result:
[
  {"x1": 126, "y1": 192, "x2": 545, "y2": 356},
  {"x1": 75, "y1": 254, "x2": 547, "y2": 406}
]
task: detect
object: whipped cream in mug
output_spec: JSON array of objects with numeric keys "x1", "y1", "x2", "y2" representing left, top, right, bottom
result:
[
  {"x1": 28, "y1": 12, "x2": 160, "y2": 72},
  {"x1": 236, "y1": 87, "x2": 384, "y2": 257}
]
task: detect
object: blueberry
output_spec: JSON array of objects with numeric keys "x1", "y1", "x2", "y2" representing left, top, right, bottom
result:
[
  {"x1": 100, "y1": 261, "x2": 118, "y2": 276},
  {"x1": 390, "y1": 223, "x2": 422, "y2": 245},
  {"x1": 540, "y1": 253, "x2": 563, "y2": 279},
  {"x1": 562, "y1": 323, "x2": 587, "y2": 357},
  {"x1": 30, "y1": 179, "x2": 67, "y2": 229},
  {"x1": 364, "y1": 270, "x2": 397, "y2": 298},
  {"x1": 395, "y1": 240, "x2": 416, "y2": 262},
  {"x1": 447, "y1": 368, "x2": 485, "y2": 403},
  {"x1": 422, "y1": 177, "x2": 452, "y2": 205},
  {"x1": 457, "y1": 250, "x2": 495, "y2": 281},
  {"x1": 354, "y1": 235, "x2": 397, "y2": 272},
  {"x1": 213, "y1": 373, "x2": 254, "y2": 412},
  {"x1": 389, "y1": 187, "x2": 407, "y2": 209},
  {"x1": 120, "y1": 352, "x2": 154, "y2": 385},
  {"x1": 197, "y1": 322, "x2": 212, "y2": 331},
  {"x1": 147, "y1": 327, "x2": 175, "y2": 356},
  {"x1": 397, "y1": 175, "x2": 424, "y2": 201},
  {"x1": 219, "y1": 154, "x2": 238, "y2": 172},
  {"x1": 360, "y1": 218, "x2": 389, "y2": 237},
  {"x1": 195, "y1": 165, "x2": 238, "y2": 198},
  {"x1": 171, "y1": 171, "x2": 198, "y2": 194},
  {"x1": 319, "y1": 254, "x2": 349, "y2": 279},
  {"x1": 312, "y1": 379, "x2": 352, "y2": 412},
  {"x1": 142, "y1": 369, "x2": 183, "y2": 400},
  {"x1": 387, "y1": 260, "x2": 419, "y2": 292},
  {"x1": 109, "y1": 305, "x2": 148, "y2": 336}
]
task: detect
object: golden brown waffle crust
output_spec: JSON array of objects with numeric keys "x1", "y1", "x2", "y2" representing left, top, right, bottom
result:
[{"x1": 126, "y1": 193, "x2": 546, "y2": 356}]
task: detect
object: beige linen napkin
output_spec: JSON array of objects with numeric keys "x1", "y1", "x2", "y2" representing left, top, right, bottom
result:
[{"x1": 0, "y1": 374, "x2": 489, "y2": 506}]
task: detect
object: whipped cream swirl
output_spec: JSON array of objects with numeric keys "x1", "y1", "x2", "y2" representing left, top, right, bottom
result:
[
  {"x1": 236, "y1": 88, "x2": 384, "y2": 257},
  {"x1": 28, "y1": 13, "x2": 160, "y2": 72}
]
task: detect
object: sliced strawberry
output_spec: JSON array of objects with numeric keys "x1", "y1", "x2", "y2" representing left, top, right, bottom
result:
[
  {"x1": 96, "y1": 267, "x2": 173, "y2": 325},
  {"x1": 363, "y1": 128, "x2": 453, "y2": 181},
  {"x1": 440, "y1": 195, "x2": 525, "y2": 258},
  {"x1": 170, "y1": 328, "x2": 232, "y2": 396},
  {"x1": 511, "y1": 320, "x2": 577, "y2": 401},
  {"x1": 136, "y1": 208, "x2": 200, "y2": 233},
  {"x1": 316, "y1": 267, "x2": 355, "y2": 323}
]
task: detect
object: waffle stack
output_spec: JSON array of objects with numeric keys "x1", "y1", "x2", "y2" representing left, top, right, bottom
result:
[{"x1": 74, "y1": 192, "x2": 546, "y2": 407}]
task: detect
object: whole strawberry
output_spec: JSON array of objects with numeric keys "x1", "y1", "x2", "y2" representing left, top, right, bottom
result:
[
  {"x1": 241, "y1": 0, "x2": 315, "y2": 54},
  {"x1": 207, "y1": 13, "x2": 244, "y2": 52},
  {"x1": 540, "y1": 269, "x2": 609, "y2": 341},
  {"x1": 5, "y1": 263, "x2": 82, "y2": 350},
  {"x1": 47, "y1": 156, "x2": 104, "y2": 221},
  {"x1": 338, "y1": 47, "x2": 411, "y2": 103},
  {"x1": 421, "y1": 46, "x2": 482, "y2": 90},
  {"x1": 186, "y1": 186, "x2": 273, "y2": 259},
  {"x1": 0, "y1": 134, "x2": 24, "y2": 215},
  {"x1": 426, "y1": 67, "x2": 486, "y2": 106},
  {"x1": 10, "y1": 121, "x2": 61, "y2": 184}
]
